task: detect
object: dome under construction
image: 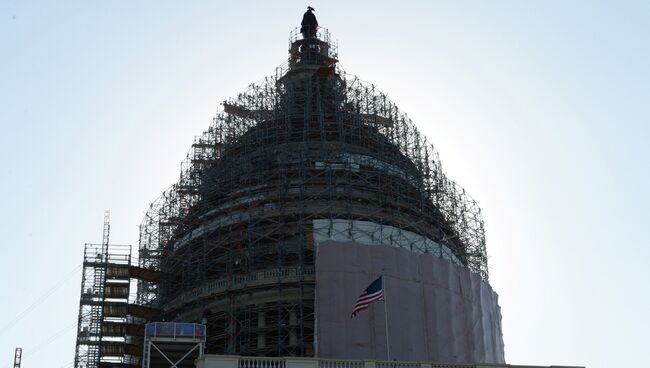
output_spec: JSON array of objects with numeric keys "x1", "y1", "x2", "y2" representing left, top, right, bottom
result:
[{"x1": 136, "y1": 9, "x2": 504, "y2": 364}]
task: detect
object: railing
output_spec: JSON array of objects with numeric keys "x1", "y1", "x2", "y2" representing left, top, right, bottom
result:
[
  {"x1": 288, "y1": 27, "x2": 338, "y2": 59},
  {"x1": 319, "y1": 360, "x2": 364, "y2": 368},
  {"x1": 320, "y1": 361, "x2": 472, "y2": 368},
  {"x1": 195, "y1": 355, "x2": 584, "y2": 368},
  {"x1": 376, "y1": 363, "x2": 423, "y2": 368},
  {"x1": 83, "y1": 243, "x2": 132, "y2": 265},
  {"x1": 240, "y1": 357, "x2": 286, "y2": 368}
]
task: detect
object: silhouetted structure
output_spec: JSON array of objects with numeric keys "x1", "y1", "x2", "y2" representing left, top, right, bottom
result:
[
  {"x1": 67, "y1": 10, "x2": 503, "y2": 366},
  {"x1": 301, "y1": 7, "x2": 318, "y2": 38}
]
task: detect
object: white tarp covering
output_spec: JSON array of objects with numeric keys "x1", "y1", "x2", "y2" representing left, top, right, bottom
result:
[
  {"x1": 312, "y1": 219, "x2": 462, "y2": 266},
  {"x1": 315, "y1": 241, "x2": 505, "y2": 364}
]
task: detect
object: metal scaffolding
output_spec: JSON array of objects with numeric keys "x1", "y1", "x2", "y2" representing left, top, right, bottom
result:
[
  {"x1": 137, "y1": 25, "x2": 489, "y2": 358},
  {"x1": 74, "y1": 211, "x2": 112, "y2": 368},
  {"x1": 74, "y1": 212, "x2": 163, "y2": 368},
  {"x1": 13, "y1": 348, "x2": 22, "y2": 368}
]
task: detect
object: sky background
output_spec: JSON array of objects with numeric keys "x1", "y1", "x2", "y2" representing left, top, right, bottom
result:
[{"x1": 1, "y1": 1, "x2": 649, "y2": 368}]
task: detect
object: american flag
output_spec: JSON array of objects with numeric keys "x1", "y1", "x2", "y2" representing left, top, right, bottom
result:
[{"x1": 350, "y1": 276, "x2": 384, "y2": 318}]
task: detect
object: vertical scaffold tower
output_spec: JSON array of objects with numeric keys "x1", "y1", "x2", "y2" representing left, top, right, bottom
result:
[
  {"x1": 74, "y1": 211, "x2": 111, "y2": 368},
  {"x1": 74, "y1": 212, "x2": 164, "y2": 368}
]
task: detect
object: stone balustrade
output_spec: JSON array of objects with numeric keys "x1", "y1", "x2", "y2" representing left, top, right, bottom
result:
[{"x1": 195, "y1": 355, "x2": 583, "y2": 368}]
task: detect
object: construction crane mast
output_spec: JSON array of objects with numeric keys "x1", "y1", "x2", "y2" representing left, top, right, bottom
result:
[{"x1": 13, "y1": 348, "x2": 22, "y2": 368}]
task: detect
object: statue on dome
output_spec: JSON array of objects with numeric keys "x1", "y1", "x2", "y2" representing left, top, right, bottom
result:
[{"x1": 301, "y1": 6, "x2": 318, "y2": 38}]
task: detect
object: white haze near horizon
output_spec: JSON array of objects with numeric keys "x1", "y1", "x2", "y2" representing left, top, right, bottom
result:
[{"x1": 1, "y1": 1, "x2": 648, "y2": 368}]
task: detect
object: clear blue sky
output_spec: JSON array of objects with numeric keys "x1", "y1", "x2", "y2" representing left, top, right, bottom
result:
[{"x1": 1, "y1": 1, "x2": 648, "y2": 368}]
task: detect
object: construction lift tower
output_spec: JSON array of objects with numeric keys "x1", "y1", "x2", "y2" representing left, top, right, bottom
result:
[
  {"x1": 13, "y1": 348, "x2": 22, "y2": 368},
  {"x1": 73, "y1": 211, "x2": 164, "y2": 368}
]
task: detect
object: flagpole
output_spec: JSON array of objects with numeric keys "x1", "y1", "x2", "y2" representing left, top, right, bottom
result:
[{"x1": 383, "y1": 274, "x2": 390, "y2": 361}]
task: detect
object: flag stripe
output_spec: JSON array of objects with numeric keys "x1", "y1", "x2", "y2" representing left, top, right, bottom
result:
[
  {"x1": 357, "y1": 290, "x2": 383, "y2": 302},
  {"x1": 352, "y1": 294, "x2": 383, "y2": 311},
  {"x1": 351, "y1": 293, "x2": 383, "y2": 317},
  {"x1": 355, "y1": 292, "x2": 383, "y2": 306},
  {"x1": 350, "y1": 276, "x2": 384, "y2": 318}
]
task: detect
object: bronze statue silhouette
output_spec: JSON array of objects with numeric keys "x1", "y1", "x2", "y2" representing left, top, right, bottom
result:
[{"x1": 301, "y1": 6, "x2": 318, "y2": 38}]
